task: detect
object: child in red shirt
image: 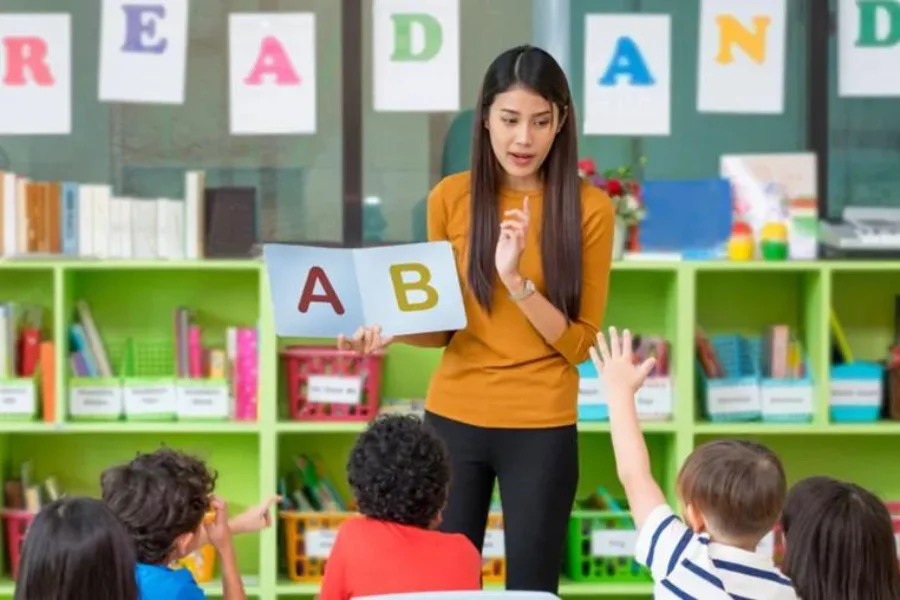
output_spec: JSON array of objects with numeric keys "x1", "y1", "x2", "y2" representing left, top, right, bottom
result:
[{"x1": 319, "y1": 414, "x2": 482, "y2": 600}]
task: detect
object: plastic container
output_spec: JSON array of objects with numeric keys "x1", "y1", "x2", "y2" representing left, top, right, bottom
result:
[
  {"x1": 830, "y1": 362, "x2": 883, "y2": 423},
  {"x1": 2, "y1": 509, "x2": 34, "y2": 580},
  {"x1": 280, "y1": 511, "x2": 354, "y2": 581},
  {"x1": 175, "y1": 544, "x2": 217, "y2": 583},
  {"x1": 751, "y1": 338, "x2": 814, "y2": 423},
  {"x1": 482, "y1": 513, "x2": 506, "y2": 584},
  {"x1": 699, "y1": 335, "x2": 761, "y2": 422},
  {"x1": 564, "y1": 508, "x2": 650, "y2": 583},
  {"x1": 281, "y1": 346, "x2": 384, "y2": 422}
]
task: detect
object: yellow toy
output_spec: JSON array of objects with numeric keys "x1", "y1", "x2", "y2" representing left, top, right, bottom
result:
[
  {"x1": 760, "y1": 220, "x2": 788, "y2": 260},
  {"x1": 727, "y1": 221, "x2": 754, "y2": 261}
]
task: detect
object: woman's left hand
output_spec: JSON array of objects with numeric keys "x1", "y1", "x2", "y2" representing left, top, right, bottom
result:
[{"x1": 495, "y1": 197, "x2": 529, "y2": 286}]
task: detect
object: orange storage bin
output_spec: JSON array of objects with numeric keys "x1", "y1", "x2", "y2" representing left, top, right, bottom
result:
[
  {"x1": 482, "y1": 513, "x2": 506, "y2": 584},
  {"x1": 1, "y1": 509, "x2": 34, "y2": 580},
  {"x1": 280, "y1": 511, "x2": 354, "y2": 582},
  {"x1": 175, "y1": 544, "x2": 216, "y2": 583}
]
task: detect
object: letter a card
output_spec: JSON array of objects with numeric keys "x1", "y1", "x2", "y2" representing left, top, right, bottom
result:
[
  {"x1": 352, "y1": 241, "x2": 466, "y2": 337},
  {"x1": 263, "y1": 244, "x2": 364, "y2": 338}
]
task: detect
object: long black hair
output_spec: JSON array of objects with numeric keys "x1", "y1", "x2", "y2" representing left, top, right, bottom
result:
[
  {"x1": 781, "y1": 476, "x2": 900, "y2": 600},
  {"x1": 467, "y1": 45, "x2": 582, "y2": 319},
  {"x1": 15, "y1": 496, "x2": 138, "y2": 600}
]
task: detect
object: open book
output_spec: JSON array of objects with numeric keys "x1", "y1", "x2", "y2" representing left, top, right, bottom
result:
[{"x1": 263, "y1": 241, "x2": 467, "y2": 338}]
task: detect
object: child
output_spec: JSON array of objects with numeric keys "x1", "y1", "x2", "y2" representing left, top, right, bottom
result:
[
  {"x1": 781, "y1": 476, "x2": 900, "y2": 599},
  {"x1": 319, "y1": 414, "x2": 482, "y2": 600},
  {"x1": 15, "y1": 496, "x2": 138, "y2": 600},
  {"x1": 590, "y1": 327, "x2": 797, "y2": 599},
  {"x1": 101, "y1": 447, "x2": 278, "y2": 600}
]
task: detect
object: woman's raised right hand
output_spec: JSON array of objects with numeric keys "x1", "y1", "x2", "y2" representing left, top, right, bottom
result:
[{"x1": 336, "y1": 325, "x2": 394, "y2": 354}]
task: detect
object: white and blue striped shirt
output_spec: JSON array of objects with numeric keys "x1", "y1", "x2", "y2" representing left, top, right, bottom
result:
[{"x1": 634, "y1": 505, "x2": 798, "y2": 600}]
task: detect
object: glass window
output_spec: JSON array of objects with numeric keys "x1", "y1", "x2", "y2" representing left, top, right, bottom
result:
[
  {"x1": 0, "y1": 0, "x2": 342, "y2": 243},
  {"x1": 825, "y1": 0, "x2": 900, "y2": 219},
  {"x1": 570, "y1": 0, "x2": 809, "y2": 181},
  {"x1": 361, "y1": 0, "x2": 533, "y2": 244}
]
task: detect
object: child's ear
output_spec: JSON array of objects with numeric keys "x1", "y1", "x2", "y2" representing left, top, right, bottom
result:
[
  {"x1": 173, "y1": 531, "x2": 198, "y2": 560},
  {"x1": 684, "y1": 504, "x2": 706, "y2": 534}
]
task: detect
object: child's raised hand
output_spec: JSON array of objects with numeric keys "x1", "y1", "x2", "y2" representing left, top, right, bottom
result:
[
  {"x1": 230, "y1": 495, "x2": 282, "y2": 534},
  {"x1": 590, "y1": 327, "x2": 656, "y2": 396}
]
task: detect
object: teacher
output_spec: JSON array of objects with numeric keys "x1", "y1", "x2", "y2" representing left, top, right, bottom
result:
[{"x1": 338, "y1": 45, "x2": 614, "y2": 593}]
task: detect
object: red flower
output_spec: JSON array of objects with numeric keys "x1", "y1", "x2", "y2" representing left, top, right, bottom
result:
[
  {"x1": 578, "y1": 158, "x2": 596, "y2": 176},
  {"x1": 606, "y1": 179, "x2": 623, "y2": 196}
]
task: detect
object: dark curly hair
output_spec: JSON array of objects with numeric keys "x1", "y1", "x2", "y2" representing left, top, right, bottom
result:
[
  {"x1": 100, "y1": 447, "x2": 217, "y2": 564},
  {"x1": 347, "y1": 414, "x2": 450, "y2": 528}
]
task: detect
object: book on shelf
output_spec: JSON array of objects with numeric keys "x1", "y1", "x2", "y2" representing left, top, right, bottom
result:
[
  {"x1": 69, "y1": 300, "x2": 258, "y2": 420},
  {"x1": 0, "y1": 169, "x2": 206, "y2": 260},
  {"x1": 4, "y1": 461, "x2": 62, "y2": 513}
]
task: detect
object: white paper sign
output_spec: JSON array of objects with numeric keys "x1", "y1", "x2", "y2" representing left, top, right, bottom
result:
[
  {"x1": 482, "y1": 528, "x2": 505, "y2": 559},
  {"x1": 307, "y1": 375, "x2": 362, "y2": 405},
  {"x1": 0, "y1": 14, "x2": 71, "y2": 134},
  {"x1": 707, "y1": 383, "x2": 761, "y2": 415},
  {"x1": 583, "y1": 14, "x2": 671, "y2": 136},
  {"x1": 373, "y1": 0, "x2": 459, "y2": 112},
  {"x1": 229, "y1": 13, "x2": 316, "y2": 134},
  {"x1": 830, "y1": 379, "x2": 882, "y2": 407},
  {"x1": 176, "y1": 383, "x2": 231, "y2": 418},
  {"x1": 305, "y1": 529, "x2": 337, "y2": 558},
  {"x1": 0, "y1": 380, "x2": 36, "y2": 415},
  {"x1": 69, "y1": 384, "x2": 124, "y2": 418},
  {"x1": 839, "y1": 0, "x2": 900, "y2": 96},
  {"x1": 697, "y1": 0, "x2": 787, "y2": 113},
  {"x1": 123, "y1": 383, "x2": 177, "y2": 416},
  {"x1": 591, "y1": 530, "x2": 638, "y2": 557},
  {"x1": 99, "y1": 0, "x2": 189, "y2": 104},
  {"x1": 760, "y1": 384, "x2": 813, "y2": 417}
]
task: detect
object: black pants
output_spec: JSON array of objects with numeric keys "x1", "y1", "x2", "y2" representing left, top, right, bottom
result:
[{"x1": 424, "y1": 411, "x2": 579, "y2": 594}]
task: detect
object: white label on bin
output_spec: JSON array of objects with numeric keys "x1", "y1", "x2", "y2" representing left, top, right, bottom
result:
[
  {"x1": 756, "y1": 531, "x2": 775, "y2": 557},
  {"x1": 307, "y1": 375, "x2": 362, "y2": 405},
  {"x1": 761, "y1": 385, "x2": 813, "y2": 416},
  {"x1": 482, "y1": 528, "x2": 505, "y2": 558},
  {"x1": 0, "y1": 380, "x2": 36, "y2": 415},
  {"x1": 635, "y1": 377, "x2": 673, "y2": 418},
  {"x1": 707, "y1": 384, "x2": 761, "y2": 415},
  {"x1": 591, "y1": 530, "x2": 637, "y2": 557},
  {"x1": 176, "y1": 384, "x2": 230, "y2": 418},
  {"x1": 578, "y1": 377, "x2": 603, "y2": 406},
  {"x1": 305, "y1": 529, "x2": 337, "y2": 558},
  {"x1": 123, "y1": 383, "x2": 177, "y2": 415},
  {"x1": 70, "y1": 386, "x2": 123, "y2": 417},
  {"x1": 830, "y1": 380, "x2": 881, "y2": 407}
]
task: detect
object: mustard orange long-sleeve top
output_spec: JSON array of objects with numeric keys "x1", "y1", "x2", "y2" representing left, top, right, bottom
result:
[{"x1": 423, "y1": 171, "x2": 615, "y2": 429}]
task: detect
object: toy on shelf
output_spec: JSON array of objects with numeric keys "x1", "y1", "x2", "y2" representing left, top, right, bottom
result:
[
  {"x1": 727, "y1": 221, "x2": 754, "y2": 261},
  {"x1": 67, "y1": 300, "x2": 258, "y2": 423},
  {"x1": 696, "y1": 325, "x2": 813, "y2": 423},
  {"x1": 280, "y1": 346, "x2": 384, "y2": 423},
  {"x1": 828, "y1": 308, "x2": 882, "y2": 423},
  {"x1": 577, "y1": 334, "x2": 673, "y2": 422},
  {"x1": 0, "y1": 303, "x2": 49, "y2": 422},
  {"x1": 1, "y1": 461, "x2": 63, "y2": 579},
  {"x1": 563, "y1": 487, "x2": 650, "y2": 584},
  {"x1": 760, "y1": 219, "x2": 789, "y2": 261}
]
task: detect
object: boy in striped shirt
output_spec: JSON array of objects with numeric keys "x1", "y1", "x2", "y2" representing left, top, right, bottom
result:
[{"x1": 591, "y1": 328, "x2": 797, "y2": 599}]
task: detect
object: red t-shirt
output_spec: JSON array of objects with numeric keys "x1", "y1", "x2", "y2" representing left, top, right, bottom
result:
[{"x1": 319, "y1": 516, "x2": 482, "y2": 600}]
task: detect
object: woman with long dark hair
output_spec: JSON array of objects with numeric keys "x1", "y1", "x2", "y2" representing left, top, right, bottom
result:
[{"x1": 338, "y1": 45, "x2": 614, "y2": 592}]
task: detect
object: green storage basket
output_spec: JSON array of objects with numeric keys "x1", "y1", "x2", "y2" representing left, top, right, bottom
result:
[{"x1": 564, "y1": 508, "x2": 651, "y2": 583}]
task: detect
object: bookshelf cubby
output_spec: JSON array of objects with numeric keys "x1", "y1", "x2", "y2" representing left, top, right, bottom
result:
[{"x1": 0, "y1": 258, "x2": 898, "y2": 599}]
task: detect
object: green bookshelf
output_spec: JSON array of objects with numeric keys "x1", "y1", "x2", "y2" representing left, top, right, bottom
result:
[{"x1": 0, "y1": 259, "x2": 898, "y2": 599}]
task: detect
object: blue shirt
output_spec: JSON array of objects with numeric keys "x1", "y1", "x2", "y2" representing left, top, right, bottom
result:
[{"x1": 136, "y1": 563, "x2": 205, "y2": 600}]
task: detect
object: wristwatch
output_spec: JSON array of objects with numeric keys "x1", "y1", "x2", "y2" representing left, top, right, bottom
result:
[{"x1": 508, "y1": 278, "x2": 536, "y2": 302}]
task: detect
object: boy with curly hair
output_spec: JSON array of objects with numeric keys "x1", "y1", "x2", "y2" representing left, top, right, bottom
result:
[
  {"x1": 101, "y1": 447, "x2": 277, "y2": 600},
  {"x1": 319, "y1": 414, "x2": 482, "y2": 600},
  {"x1": 591, "y1": 327, "x2": 796, "y2": 599}
]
